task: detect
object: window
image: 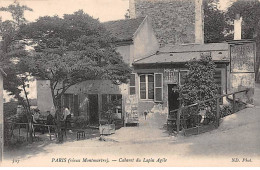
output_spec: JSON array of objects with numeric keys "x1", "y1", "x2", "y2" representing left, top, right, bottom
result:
[
  {"x1": 140, "y1": 74, "x2": 154, "y2": 100},
  {"x1": 129, "y1": 73, "x2": 136, "y2": 95},
  {"x1": 139, "y1": 73, "x2": 163, "y2": 102}
]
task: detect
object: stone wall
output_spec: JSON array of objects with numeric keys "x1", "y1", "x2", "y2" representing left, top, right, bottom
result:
[{"x1": 134, "y1": 0, "x2": 195, "y2": 46}]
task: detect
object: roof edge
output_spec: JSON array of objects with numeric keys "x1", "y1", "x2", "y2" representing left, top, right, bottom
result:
[
  {"x1": 133, "y1": 60, "x2": 230, "y2": 65},
  {"x1": 132, "y1": 16, "x2": 147, "y2": 39}
]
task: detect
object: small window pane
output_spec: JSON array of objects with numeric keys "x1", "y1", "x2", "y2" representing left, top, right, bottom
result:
[
  {"x1": 130, "y1": 74, "x2": 135, "y2": 86},
  {"x1": 140, "y1": 75, "x2": 145, "y2": 82},
  {"x1": 155, "y1": 74, "x2": 162, "y2": 87},
  {"x1": 155, "y1": 88, "x2": 162, "y2": 101},
  {"x1": 140, "y1": 82, "x2": 146, "y2": 91},
  {"x1": 148, "y1": 82, "x2": 154, "y2": 99},
  {"x1": 140, "y1": 91, "x2": 146, "y2": 99},
  {"x1": 148, "y1": 75, "x2": 154, "y2": 82}
]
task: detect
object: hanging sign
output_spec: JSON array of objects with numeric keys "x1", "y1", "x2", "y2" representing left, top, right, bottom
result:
[
  {"x1": 230, "y1": 43, "x2": 255, "y2": 73},
  {"x1": 164, "y1": 69, "x2": 178, "y2": 83}
]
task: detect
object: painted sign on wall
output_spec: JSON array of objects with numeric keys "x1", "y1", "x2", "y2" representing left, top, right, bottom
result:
[
  {"x1": 230, "y1": 43, "x2": 255, "y2": 73},
  {"x1": 164, "y1": 69, "x2": 178, "y2": 84}
]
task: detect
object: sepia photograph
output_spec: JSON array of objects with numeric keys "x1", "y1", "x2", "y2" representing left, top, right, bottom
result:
[{"x1": 0, "y1": 0, "x2": 259, "y2": 167}]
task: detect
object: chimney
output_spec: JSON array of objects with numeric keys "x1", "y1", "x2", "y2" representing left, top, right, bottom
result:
[
  {"x1": 129, "y1": 0, "x2": 136, "y2": 19},
  {"x1": 195, "y1": 0, "x2": 204, "y2": 44},
  {"x1": 234, "y1": 14, "x2": 242, "y2": 40}
]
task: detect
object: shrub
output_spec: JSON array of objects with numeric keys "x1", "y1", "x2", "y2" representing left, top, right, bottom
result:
[
  {"x1": 179, "y1": 55, "x2": 219, "y2": 111},
  {"x1": 72, "y1": 116, "x2": 89, "y2": 129}
]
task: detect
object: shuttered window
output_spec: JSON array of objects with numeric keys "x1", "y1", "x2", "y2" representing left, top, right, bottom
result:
[
  {"x1": 129, "y1": 73, "x2": 136, "y2": 95},
  {"x1": 139, "y1": 73, "x2": 163, "y2": 101},
  {"x1": 154, "y1": 73, "x2": 163, "y2": 102}
]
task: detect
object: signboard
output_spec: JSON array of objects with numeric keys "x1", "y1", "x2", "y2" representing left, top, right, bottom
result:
[
  {"x1": 230, "y1": 43, "x2": 255, "y2": 73},
  {"x1": 164, "y1": 69, "x2": 178, "y2": 83}
]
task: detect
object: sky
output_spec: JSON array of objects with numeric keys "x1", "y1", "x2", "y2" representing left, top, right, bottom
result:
[
  {"x1": 0, "y1": 0, "x2": 129, "y2": 22},
  {"x1": 0, "y1": 0, "x2": 234, "y2": 23}
]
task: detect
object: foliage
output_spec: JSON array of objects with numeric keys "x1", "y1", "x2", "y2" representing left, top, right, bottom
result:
[
  {"x1": 203, "y1": 0, "x2": 226, "y2": 43},
  {"x1": 18, "y1": 10, "x2": 131, "y2": 142},
  {"x1": 226, "y1": 0, "x2": 260, "y2": 40},
  {"x1": 1, "y1": 1, "x2": 34, "y2": 143},
  {"x1": 0, "y1": 0, "x2": 32, "y2": 28},
  {"x1": 101, "y1": 99, "x2": 121, "y2": 124},
  {"x1": 19, "y1": 10, "x2": 131, "y2": 110},
  {"x1": 179, "y1": 55, "x2": 219, "y2": 111},
  {"x1": 72, "y1": 116, "x2": 89, "y2": 129}
]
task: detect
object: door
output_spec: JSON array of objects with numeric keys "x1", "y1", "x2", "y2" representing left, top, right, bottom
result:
[
  {"x1": 168, "y1": 84, "x2": 179, "y2": 113},
  {"x1": 88, "y1": 94, "x2": 99, "y2": 125}
]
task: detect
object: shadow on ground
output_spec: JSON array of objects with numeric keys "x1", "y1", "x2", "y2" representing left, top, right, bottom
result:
[{"x1": 3, "y1": 128, "x2": 100, "y2": 161}]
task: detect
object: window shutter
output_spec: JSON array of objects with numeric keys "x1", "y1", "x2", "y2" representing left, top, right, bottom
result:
[
  {"x1": 154, "y1": 73, "x2": 163, "y2": 102},
  {"x1": 129, "y1": 73, "x2": 136, "y2": 95}
]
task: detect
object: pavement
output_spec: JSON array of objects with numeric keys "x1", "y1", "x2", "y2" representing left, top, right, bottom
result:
[{"x1": 2, "y1": 84, "x2": 260, "y2": 167}]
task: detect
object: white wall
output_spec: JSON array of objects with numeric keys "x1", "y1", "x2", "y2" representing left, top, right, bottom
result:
[
  {"x1": 133, "y1": 17, "x2": 159, "y2": 61},
  {"x1": 36, "y1": 80, "x2": 54, "y2": 113}
]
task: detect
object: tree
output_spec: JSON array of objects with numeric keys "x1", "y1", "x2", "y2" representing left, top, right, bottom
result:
[
  {"x1": 179, "y1": 55, "x2": 219, "y2": 112},
  {"x1": 0, "y1": 1, "x2": 34, "y2": 143},
  {"x1": 19, "y1": 10, "x2": 131, "y2": 142},
  {"x1": 203, "y1": 0, "x2": 226, "y2": 43},
  {"x1": 0, "y1": 0, "x2": 32, "y2": 29}
]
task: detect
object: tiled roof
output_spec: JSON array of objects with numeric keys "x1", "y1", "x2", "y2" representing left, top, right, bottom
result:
[
  {"x1": 134, "y1": 43, "x2": 230, "y2": 64},
  {"x1": 103, "y1": 17, "x2": 145, "y2": 42}
]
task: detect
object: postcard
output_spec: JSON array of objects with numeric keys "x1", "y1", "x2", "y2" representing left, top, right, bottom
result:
[{"x1": 0, "y1": 0, "x2": 259, "y2": 167}]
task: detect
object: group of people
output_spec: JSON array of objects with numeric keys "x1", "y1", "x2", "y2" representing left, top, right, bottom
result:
[
  {"x1": 32, "y1": 107, "x2": 72, "y2": 126},
  {"x1": 31, "y1": 107, "x2": 72, "y2": 134}
]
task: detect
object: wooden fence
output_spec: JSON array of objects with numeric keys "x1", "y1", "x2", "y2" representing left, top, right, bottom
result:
[{"x1": 167, "y1": 89, "x2": 250, "y2": 135}]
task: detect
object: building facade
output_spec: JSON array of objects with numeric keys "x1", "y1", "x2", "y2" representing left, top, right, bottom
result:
[{"x1": 131, "y1": 40, "x2": 256, "y2": 115}]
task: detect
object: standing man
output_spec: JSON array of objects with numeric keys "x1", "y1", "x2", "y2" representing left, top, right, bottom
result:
[{"x1": 63, "y1": 107, "x2": 72, "y2": 133}]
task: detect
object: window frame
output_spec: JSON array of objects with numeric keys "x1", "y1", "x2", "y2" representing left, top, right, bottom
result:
[{"x1": 139, "y1": 74, "x2": 154, "y2": 100}]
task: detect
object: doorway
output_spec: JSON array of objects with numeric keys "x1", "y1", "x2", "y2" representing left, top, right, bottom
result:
[
  {"x1": 88, "y1": 94, "x2": 99, "y2": 125},
  {"x1": 168, "y1": 84, "x2": 180, "y2": 113}
]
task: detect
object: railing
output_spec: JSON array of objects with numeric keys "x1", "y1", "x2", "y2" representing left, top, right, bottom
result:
[
  {"x1": 167, "y1": 89, "x2": 250, "y2": 135},
  {"x1": 10, "y1": 123, "x2": 58, "y2": 141}
]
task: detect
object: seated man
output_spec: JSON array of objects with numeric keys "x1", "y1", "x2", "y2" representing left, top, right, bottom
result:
[
  {"x1": 32, "y1": 108, "x2": 42, "y2": 133},
  {"x1": 46, "y1": 111, "x2": 55, "y2": 125},
  {"x1": 32, "y1": 109, "x2": 40, "y2": 124}
]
